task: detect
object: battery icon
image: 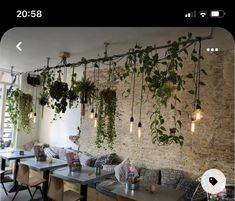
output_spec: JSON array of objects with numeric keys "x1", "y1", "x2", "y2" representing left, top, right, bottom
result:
[{"x1": 210, "y1": 10, "x2": 226, "y2": 18}]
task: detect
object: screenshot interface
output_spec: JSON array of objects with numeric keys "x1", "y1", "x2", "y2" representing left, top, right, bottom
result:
[{"x1": 0, "y1": 5, "x2": 234, "y2": 201}]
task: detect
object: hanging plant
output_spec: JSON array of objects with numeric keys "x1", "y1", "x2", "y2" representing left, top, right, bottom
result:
[
  {"x1": 49, "y1": 70, "x2": 69, "y2": 118},
  {"x1": 68, "y1": 67, "x2": 79, "y2": 108},
  {"x1": 38, "y1": 64, "x2": 53, "y2": 118},
  {"x1": 96, "y1": 88, "x2": 117, "y2": 150},
  {"x1": 6, "y1": 88, "x2": 33, "y2": 134},
  {"x1": 75, "y1": 77, "x2": 97, "y2": 116}
]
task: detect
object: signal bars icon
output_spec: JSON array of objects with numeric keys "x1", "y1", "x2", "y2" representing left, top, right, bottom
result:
[{"x1": 185, "y1": 10, "x2": 196, "y2": 18}]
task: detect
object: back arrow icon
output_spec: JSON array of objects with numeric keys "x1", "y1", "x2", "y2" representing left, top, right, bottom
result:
[{"x1": 16, "y1": 41, "x2": 22, "y2": 51}]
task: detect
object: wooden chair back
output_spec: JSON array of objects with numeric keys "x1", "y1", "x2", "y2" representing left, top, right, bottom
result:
[
  {"x1": 16, "y1": 164, "x2": 29, "y2": 185},
  {"x1": 47, "y1": 175, "x2": 64, "y2": 201}
]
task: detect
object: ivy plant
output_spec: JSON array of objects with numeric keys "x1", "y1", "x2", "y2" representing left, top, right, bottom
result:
[
  {"x1": 96, "y1": 88, "x2": 117, "y2": 149},
  {"x1": 7, "y1": 88, "x2": 33, "y2": 134},
  {"x1": 116, "y1": 33, "x2": 204, "y2": 146}
]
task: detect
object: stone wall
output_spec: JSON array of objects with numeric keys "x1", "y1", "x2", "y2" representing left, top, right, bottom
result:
[{"x1": 78, "y1": 50, "x2": 234, "y2": 182}]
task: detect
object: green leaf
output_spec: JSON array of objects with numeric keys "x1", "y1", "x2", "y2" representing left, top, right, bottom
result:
[
  {"x1": 177, "y1": 110, "x2": 182, "y2": 115},
  {"x1": 201, "y1": 69, "x2": 208, "y2": 75},
  {"x1": 191, "y1": 55, "x2": 198, "y2": 62},
  {"x1": 186, "y1": 73, "x2": 194, "y2": 79},
  {"x1": 177, "y1": 120, "x2": 182, "y2": 128},
  {"x1": 183, "y1": 49, "x2": 188, "y2": 55},
  {"x1": 199, "y1": 81, "x2": 206, "y2": 86},
  {"x1": 188, "y1": 90, "x2": 194, "y2": 94}
]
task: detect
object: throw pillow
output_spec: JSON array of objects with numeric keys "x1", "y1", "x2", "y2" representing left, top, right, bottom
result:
[
  {"x1": 94, "y1": 153, "x2": 117, "y2": 167},
  {"x1": 79, "y1": 152, "x2": 96, "y2": 167},
  {"x1": 114, "y1": 158, "x2": 130, "y2": 183},
  {"x1": 161, "y1": 169, "x2": 184, "y2": 189},
  {"x1": 103, "y1": 165, "x2": 117, "y2": 172},
  {"x1": 50, "y1": 147, "x2": 67, "y2": 161},
  {"x1": 139, "y1": 168, "x2": 160, "y2": 187},
  {"x1": 176, "y1": 178, "x2": 200, "y2": 201},
  {"x1": 44, "y1": 147, "x2": 59, "y2": 159}
]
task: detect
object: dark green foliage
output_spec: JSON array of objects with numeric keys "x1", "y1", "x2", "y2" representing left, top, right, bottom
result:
[
  {"x1": 96, "y1": 88, "x2": 117, "y2": 150},
  {"x1": 7, "y1": 88, "x2": 33, "y2": 134}
]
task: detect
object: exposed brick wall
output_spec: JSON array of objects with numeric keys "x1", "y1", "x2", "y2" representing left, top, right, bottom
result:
[{"x1": 79, "y1": 50, "x2": 234, "y2": 182}]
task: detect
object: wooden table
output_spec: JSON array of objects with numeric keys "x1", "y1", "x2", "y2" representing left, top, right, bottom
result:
[
  {"x1": 52, "y1": 166, "x2": 114, "y2": 201},
  {"x1": 20, "y1": 158, "x2": 68, "y2": 201},
  {"x1": 112, "y1": 184, "x2": 185, "y2": 201},
  {"x1": 0, "y1": 150, "x2": 35, "y2": 193}
]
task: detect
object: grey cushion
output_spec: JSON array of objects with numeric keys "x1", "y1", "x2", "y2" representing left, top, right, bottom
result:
[
  {"x1": 139, "y1": 168, "x2": 160, "y2": 187},
  {"x1": 176, "y1": 178, "x2": 200, "y2": 201},
  {"x1": 79, "y1": 152, "x2": 96, "y2": 167},
  {"x1": 94, "y1": 153, "x2": 117, "y2": 167},
  {"x1": 96, "y1": 179, "x2": 123, "y2": 198},
  {"x1": 50, "y1": 147, "x2": 67, "y2": 161},
  {"x1": 161, "y1": 169, "x2": 184, "y2": 188},
  {"x1": 44, "y1": 147, "x2": 59, "y2": 159}
]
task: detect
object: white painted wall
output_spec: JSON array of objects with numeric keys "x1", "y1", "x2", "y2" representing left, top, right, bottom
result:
[{"x1": 38, "y1": 105, "x2": 80, "y2": 150}]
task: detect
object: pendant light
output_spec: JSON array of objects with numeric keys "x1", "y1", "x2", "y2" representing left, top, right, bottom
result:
[
  {"x1": 138, "y1": 70, "x2": 144, "y2": 139},
  {"x1": 90, "y1": 64, "x2": 96, "y2": 119},
  {"x1": 94, "y1": 61, "x2": 100, "y2": 127},
  {"x1": 33, "y1": 86, "x2": 37, "y2": 123},
  {"x1": 191, "y1": 38, "x2": 203, "y2": 132},
  {"x1": 130, "y1": 60, "x2": 136, "y2": 133},
  {"x1": 28, "y1": 109, "x2": 33, "y2": 119}
]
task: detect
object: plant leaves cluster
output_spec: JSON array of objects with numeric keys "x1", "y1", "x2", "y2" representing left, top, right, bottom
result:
[
  {"x1": 96, "y1": 88, "x2": 117, "y2": 149},
  {"x1": 6, "y1": 88, "x2": 33, "y2": 134}
]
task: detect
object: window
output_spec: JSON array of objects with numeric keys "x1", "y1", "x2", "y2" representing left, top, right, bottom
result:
[{"x1": 0, "y1": 70, "x2": 19, "y2": 148}]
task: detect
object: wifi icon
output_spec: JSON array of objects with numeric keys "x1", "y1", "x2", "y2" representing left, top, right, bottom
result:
[{"x1": 199, "y1": 10, "x2": 207, "y2": 17}]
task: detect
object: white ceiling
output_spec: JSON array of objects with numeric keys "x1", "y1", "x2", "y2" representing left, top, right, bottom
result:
[{"x1": 0, "y1": 27, "x2": 233, "y2": 72}]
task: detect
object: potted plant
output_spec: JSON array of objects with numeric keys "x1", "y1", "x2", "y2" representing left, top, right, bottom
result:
[{"x1": 74, "y1": 77, "x2": 97, "y2": 116}]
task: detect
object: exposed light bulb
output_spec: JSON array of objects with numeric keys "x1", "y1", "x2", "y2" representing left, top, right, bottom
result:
[
  {"x1": 192, "y1": 107, "x2": 204, "y2": 122},
  {"x1": 94, "y1": 113, "x2": 98, "y2": 128},
  {"x1": 191, "y1": 120, "x2": 195, "y2": 133},
  {"x1": 130, "y1": 117, "x2": 134, "y2": 133},
  {"x1": 28, "y1": 109, "x2": 33, "y2": 119},
  {"x1": 33, "y1": 113, "x2": 37, "y2": 123},
  {"x1": 138, "y1": 122, "x2": 142, "y2": 139},
  {"x1": 90, "y1": 108, "x2": 94, "y2": 119}
]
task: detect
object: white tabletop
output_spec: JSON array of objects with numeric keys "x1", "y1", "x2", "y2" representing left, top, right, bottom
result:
[
  {"x1": 52, "y1": 166, "x2": 114, "y2": 185},
  {"x1": 0, "y1": 150, "x2": 35, "y2": 160},
  {"x1": 20, "y1": 158, "x2": 68, "y2": 171}
]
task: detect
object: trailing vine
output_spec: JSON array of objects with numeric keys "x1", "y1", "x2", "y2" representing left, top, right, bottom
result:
[
  {"x1": 7, "y1": 88, "x2": 33, "y2": 134},
  {"x1": 96, "y1": 88, "x2": 117, "y2": 150},
  {"x1": 116, "y1": 33, "x2": 201, "y2": 146},
  {"x1": 33, "y1": 32, "x2": 208, "y2": 146}
]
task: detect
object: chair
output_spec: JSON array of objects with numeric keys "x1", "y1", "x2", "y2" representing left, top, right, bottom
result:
[
  {"x1": 47, "y1": 175, "x2": 82, "y2": 201},
  {"x1": 0, "y1": 170, "x2": 8, "y2": 195},
  {"x1": 116, "y1": 195, "x2": 136, "y2": 201},
  {"x1": 12, "y1": 164, "x2": 45, "y2": 201}
]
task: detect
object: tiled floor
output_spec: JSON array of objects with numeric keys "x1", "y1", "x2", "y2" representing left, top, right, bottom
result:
[{"x1": 0, "y1": 183, "x2": 42, "y2": 201}]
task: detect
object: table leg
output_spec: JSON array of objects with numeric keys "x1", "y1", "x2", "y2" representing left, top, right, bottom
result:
[
  {"x1": 42, "y1": 170, "x2": 50, "y2": 201},
  {"x1": 1, "y1": 158, "x2": 13, "y2": 183},
  {"x1": 80, "y1": 184, "x2": 88, "y2": 201},
  {"x1": 1, "y1": 158, "x2": 5, "y2": 180}
]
